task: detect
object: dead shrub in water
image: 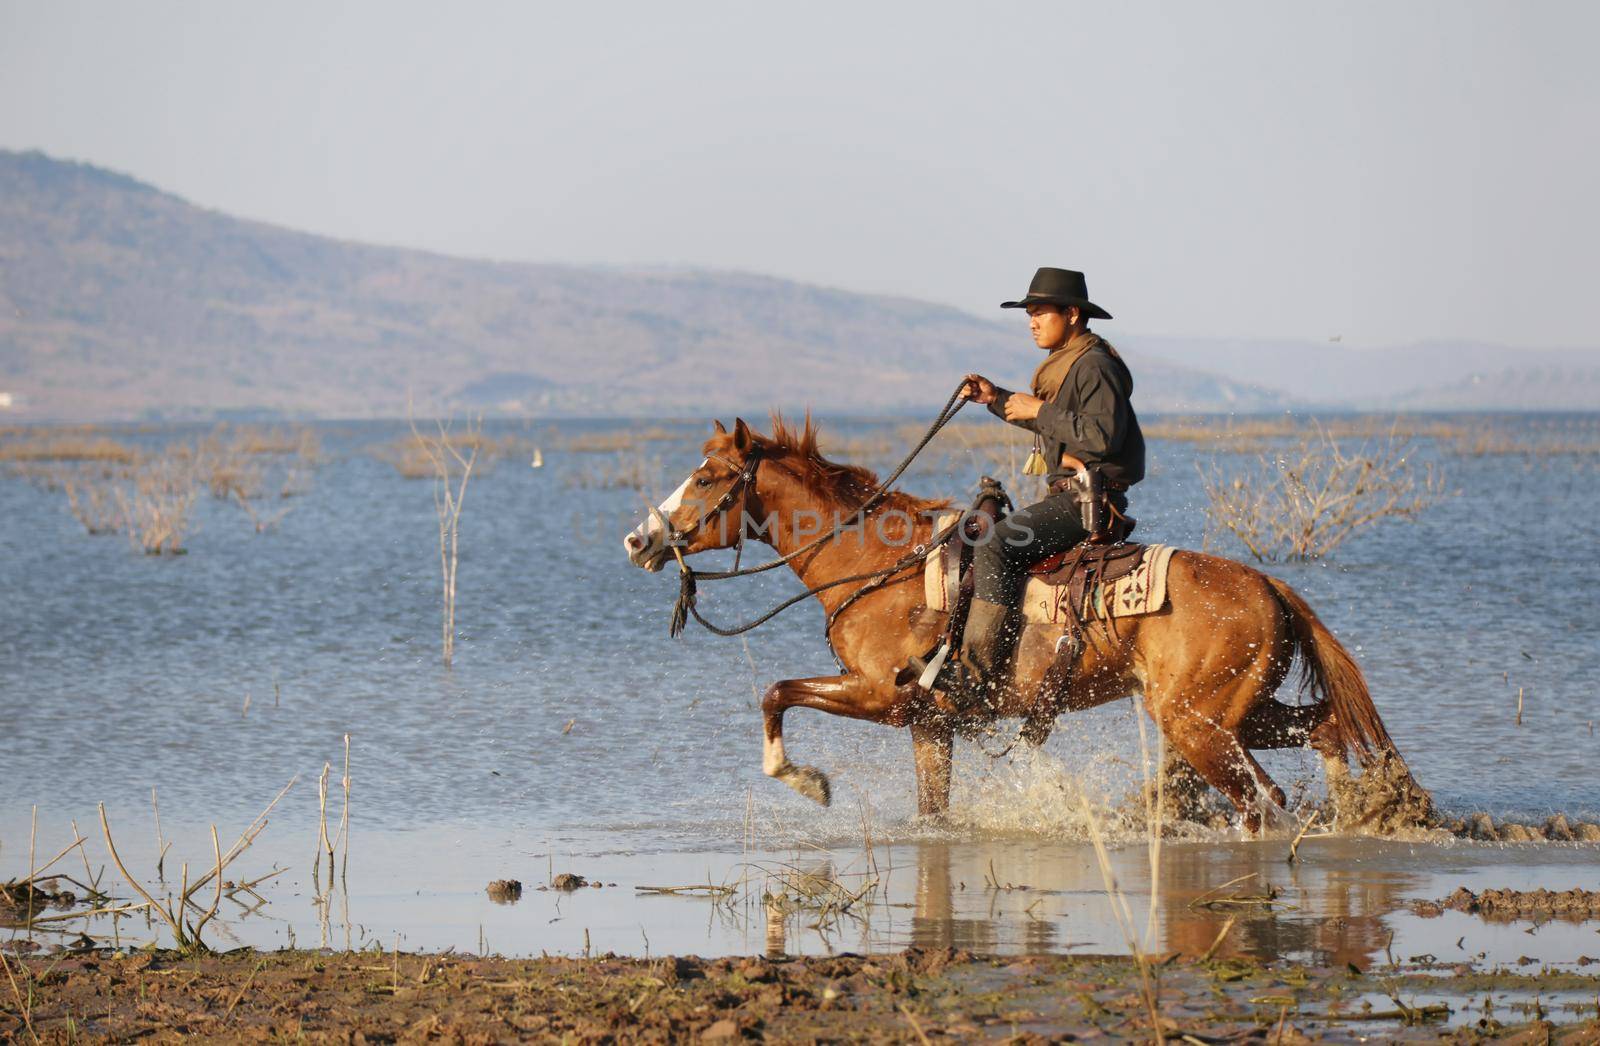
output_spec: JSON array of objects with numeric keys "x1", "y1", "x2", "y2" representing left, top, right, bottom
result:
[
  {"x1": 207, "y1": 456, "x2": 264, "y2": 502},
  {"x1": 63, "y1": 470, "x2": 126, "y2": 535},
  {"x1": 114, "y1": 453, "x2": 198, "y2": 555},
  {"x1": 195, "y1": 425, "x2": 316, "y2": 531},
  {"x1": 1145, "y1": 416, "x2": 1300, "y2": 451},
  {"x1": 380, "y1": 438, "x2": 440, "y2": 480},
  {"x1": 25, "y1": 426, "x2": 317, "y2": 547},
  {"x1": 1198, "y1": 427, "x2": 1450, "y2": 562},
  {"x1": 202, "y1": 451, "x2": 291, "y2": 533},
  {"x1": 822, "y1": 420, "x2": 1046, "y2": 503},
  {"x1": 408, "y1": 412, "x2": 481, "y2": 667}
]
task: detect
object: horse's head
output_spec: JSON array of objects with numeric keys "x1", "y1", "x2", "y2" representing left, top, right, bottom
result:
[{"x1": 623, "y1": 418, "x2": 764, "y2": 572}]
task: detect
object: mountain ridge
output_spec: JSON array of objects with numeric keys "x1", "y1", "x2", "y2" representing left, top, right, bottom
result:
[
  {"x1": 1, "y1": 149, "x2": 1593, "y2": 420},
  {"x1": 1127, "y1": 333, "x2": 1600, "y2": 411}
]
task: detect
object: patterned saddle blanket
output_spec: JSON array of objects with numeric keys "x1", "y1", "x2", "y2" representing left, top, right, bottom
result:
[{"x1": 922, "y1": 510, "x2": 1176, "y2": 626}]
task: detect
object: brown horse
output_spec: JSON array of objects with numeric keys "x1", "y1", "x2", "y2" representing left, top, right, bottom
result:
[{"x1": 623, "y1": 416, "x2": 1423, "y2": 833}]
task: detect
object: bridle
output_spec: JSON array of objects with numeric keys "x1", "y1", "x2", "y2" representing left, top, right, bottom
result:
[
  {"x1": 660, "y1": 382, "x2": 972, "y2": 647},
  {"x1": 656, "y1": 447, "x2": 764, "y2": 563}
]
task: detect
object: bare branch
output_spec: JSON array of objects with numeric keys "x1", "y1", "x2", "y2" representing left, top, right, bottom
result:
[{"x1": 1199, "y1": 427, "x2": 1451, "y2": 562}]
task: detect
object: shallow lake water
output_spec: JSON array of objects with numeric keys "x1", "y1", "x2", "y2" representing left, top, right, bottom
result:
[{"x1": 2, "y1": 414, "x2": 1598, "y2": 969}]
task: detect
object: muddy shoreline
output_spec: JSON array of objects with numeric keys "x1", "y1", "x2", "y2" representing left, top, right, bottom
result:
[{"x1": 5, "y1": 945, "x2": 1600, "y2": 1042}]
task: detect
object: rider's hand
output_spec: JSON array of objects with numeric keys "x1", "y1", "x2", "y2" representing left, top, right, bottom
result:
[
  {"x1": 961, "y1": 373, "x2": 997, "y2": 404},
  {"x1": 1004, "y1": 393, "x2": 1043, "y2": 422}
]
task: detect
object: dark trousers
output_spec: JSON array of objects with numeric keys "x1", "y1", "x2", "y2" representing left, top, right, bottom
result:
[{"x1": 971, "y1": 490, "x2": 1089, "y2": 607}]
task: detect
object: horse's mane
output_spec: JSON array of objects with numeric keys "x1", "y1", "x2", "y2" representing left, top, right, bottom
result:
[{"x1": 760, "y1": 412, "x2": 951, "y2": 515}]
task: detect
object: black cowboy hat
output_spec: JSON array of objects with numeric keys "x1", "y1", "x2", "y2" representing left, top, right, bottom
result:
[{"x1": 1000, "y1": 267, "x2": 1112, "y2": 320}]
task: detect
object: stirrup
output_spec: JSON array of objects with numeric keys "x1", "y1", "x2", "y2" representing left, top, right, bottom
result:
[
  {"x1": 910, "y1": 642, "x2": 951, "y2": 690},
  {"x1": 906, "y1": 643, "x2": 989, "y2": 714}
]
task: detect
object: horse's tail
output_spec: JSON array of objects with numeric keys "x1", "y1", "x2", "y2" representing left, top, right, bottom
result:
[{"x1": 1264, "y1": 575, "x2": 1398, "y2": 767}]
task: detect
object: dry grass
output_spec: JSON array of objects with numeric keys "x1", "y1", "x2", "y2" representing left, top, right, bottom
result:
[
  {"x1": 0, "y1": 434, "x2": 138, "y2": 463},
  {"x1": 95, "y1": 777, "x2": 296, "y2": 956},
  {"x1": 1146, "y1": 415, "x2": 1468, "y2": 453},
  {"x1": 937, "y1": 423, "x2": 1048, "y2": 505},
  {"x1": 1198, "y1": 427, "x2": 1451, "y2": 562},
  {"x1": 376, "y1": 430, "x2": 528, "y2": 478},
  {"x1": 232, "y1": 425, "x2": 322, "y2": 459},
  {"x1": 556, "y1": 426, "x2": 686, "y2": 453},
  {"x1": 1146, "y1": 413, "x2": 1600, "y2": 458},
  {"x1": 1080, "y1": 713, "x2": 1168, "y2": 1043},
  {"x1": 561, "y1": 449, "x2": 663, "y2": 490},
  {"x1": 817, "y1": 419, "x2": 1046, "y2": 503},
  {"x1": 1443, "y1": 422, "x2": 1600, "y2": 458},
  {"x1": 760, "y1": 863, "x2": 879, "y2": 938},
  {"x1": 99, "y1": 807, "x2": 221, "y2": 955},
  {"x1": 310, "y1": 737, "x2": 352, "y2": 949}
]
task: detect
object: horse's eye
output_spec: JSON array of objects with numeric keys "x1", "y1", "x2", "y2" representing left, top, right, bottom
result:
[{"x1": 696, "y1": 477, "x2": 713, "y2": 488}]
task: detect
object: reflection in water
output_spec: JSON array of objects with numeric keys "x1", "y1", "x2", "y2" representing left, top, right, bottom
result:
[
  {"x1": 1156, "y1": 843, "x2": 1424, "y2": 969},
  {"x1": 14, "y1": 816, "x2": 1599, "y2": 968},
  {"x1": 752, "y1": 838, "x2": 1429, "y2": 968},
  {"x1": 907, "y1": 841, "x2": 1057, "y2": 954}
]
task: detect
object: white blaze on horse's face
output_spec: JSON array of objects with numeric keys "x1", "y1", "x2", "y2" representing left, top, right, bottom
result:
[{"x1": 623, "y1": 460, "x2": 706, "y2": 572}]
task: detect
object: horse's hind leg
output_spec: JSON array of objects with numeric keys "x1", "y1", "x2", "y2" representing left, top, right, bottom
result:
[
  {"x1": 760, "y1": 674, "x2": 897, "y2": 807},
  {"x1": 1238, "y1": 698, "x2": 1351, "y2": 793},
  {"x1": 1160, "y1": 749, "x2": 1214, "y2": 825},
  {"x1": 1156, "y1": 700, "x2": 1288, "y2": 835}
]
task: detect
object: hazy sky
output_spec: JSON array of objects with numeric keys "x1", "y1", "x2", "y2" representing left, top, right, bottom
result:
[{"x1": 2, "y1": 1, "x2": 1596, "y2": 348}]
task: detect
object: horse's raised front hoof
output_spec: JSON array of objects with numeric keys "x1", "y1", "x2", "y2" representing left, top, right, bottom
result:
[{"x1": 781, "y1": 764, "x2": 832, "y2": 807}]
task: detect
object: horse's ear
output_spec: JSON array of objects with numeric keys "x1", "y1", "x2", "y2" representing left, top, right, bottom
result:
[
  {"x1": 732, "y1": 417, "x2": 752, "y2": 452},
  {"x1": 712, "y1": 419, "x2": 727, "y2": 435}
]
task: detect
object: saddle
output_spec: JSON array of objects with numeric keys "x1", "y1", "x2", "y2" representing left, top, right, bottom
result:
[
  {"x1": 1027, "y1": 541, "x2": 1148, "y2": 628},
  {"x1": 910, "y1": 476, "x2": 1173, "y2": 742},
  {"x1": 922, "y1": 477, "x2": 1150, "y2": 650},
  {"x1": 922, "y1": 477, "x2": 1154, "y2": 623}
]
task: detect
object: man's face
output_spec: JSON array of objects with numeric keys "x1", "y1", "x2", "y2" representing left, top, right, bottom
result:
[{"x1": 1025, "y1": 303, "x2": 1076, "y2": 349}]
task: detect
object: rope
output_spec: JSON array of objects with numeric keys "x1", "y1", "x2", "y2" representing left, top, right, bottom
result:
[
  {"x1": 669, "y1": 382, "x2": 970, "y2": 638},
  {"x1": 691, "y1": 382, "x2": 968, "y2": 582}
]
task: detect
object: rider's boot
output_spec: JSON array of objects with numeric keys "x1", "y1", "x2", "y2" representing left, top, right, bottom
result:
[{"x1": 920, "y1": 598, "x2": 1016, "y2": 715}]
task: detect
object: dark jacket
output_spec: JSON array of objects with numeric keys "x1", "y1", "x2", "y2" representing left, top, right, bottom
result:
[{"x1": 987, "y1": 338, "x2": 1146, "y2": 489}]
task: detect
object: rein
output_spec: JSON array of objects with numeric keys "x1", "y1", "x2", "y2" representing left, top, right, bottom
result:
[{"x1": 666, "y1": 383, "x2": 970, "y2": 642}]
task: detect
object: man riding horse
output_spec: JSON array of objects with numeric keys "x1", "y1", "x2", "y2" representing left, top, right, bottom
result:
[
  {"x1": 920, "y1": 266, "x2": 1146, "y2": 712},
  {"x1": 622, "y1": 264, "x2": 1429, "y2": 833}
]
